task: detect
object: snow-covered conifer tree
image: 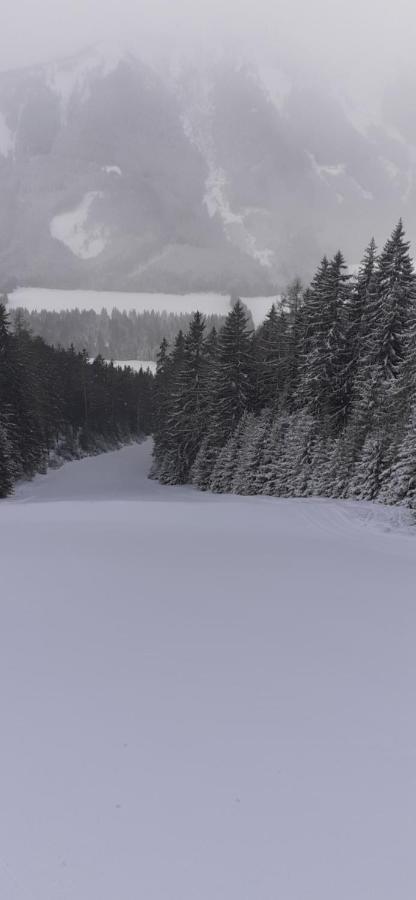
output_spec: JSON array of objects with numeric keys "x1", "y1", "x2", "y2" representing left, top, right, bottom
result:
[
  {"x1": 160, "y1": 313, "x2": 209, "y2": 484},
  {"x1": 0, "y1": 419, "x2": 13, "y2": 498},
  {"x1": 209, "y1": 413, "x2": 250, "y2": 493},
  {"x1": 232, "y1": 410, "x2": 272, "y2": 495},
  {"x1": 348, "y1": 434, "x2": 385, "y2": 501},
  {"x1": 379, "y1": 403, "x2": 416, "y2": 506},
  {"x1": 298, "y1": 253, "x2": 351, "y2": 430},
  {"x1": 252, "y1": 305, "x2": 288, "y2": 412}
]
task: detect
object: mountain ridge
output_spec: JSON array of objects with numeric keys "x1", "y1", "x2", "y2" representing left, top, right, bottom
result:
[{"x1": 0, "y1": 44, "x2": 413, "y2": 294}]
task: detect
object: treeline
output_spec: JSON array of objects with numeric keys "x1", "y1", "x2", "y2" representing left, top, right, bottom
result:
[
  {"x1": 0, "y1": 301, "x2": 154, "y2": 497},
  {"x1": 152, "y1": 221, "x2": 416, "y2": 508},
  {"x1": 11, "y1": 307, "x2": 228, "y2": 361}
]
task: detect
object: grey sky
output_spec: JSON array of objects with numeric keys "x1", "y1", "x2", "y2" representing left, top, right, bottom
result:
[{"x1": 2, "y1": 0, "x2": 416, "y2": 88}]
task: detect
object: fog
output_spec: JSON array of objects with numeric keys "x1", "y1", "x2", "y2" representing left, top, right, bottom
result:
[
  {"x1": 2, "y1": 0, "x2": 415, "y2": 291},
  {"x1": 3, "y1": 0, "x2": 416, "y2": 92}
]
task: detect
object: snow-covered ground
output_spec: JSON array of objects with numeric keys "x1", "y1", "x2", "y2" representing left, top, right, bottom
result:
[
  {"x1": 8, "y1": 288, "x2": 277, "y2": 327},
  {"x1": 50, "y1": 192, "x2": 109, "y2": 259},
  {"x1": 113, "y1": 359, "x2": 156, "y2": 373},
  {"x1": 1, "y1": 441, "x2": 415, "y2": 899},
  {"x1": 89, "y1": 359, "x2": 157, "y2": 373}
]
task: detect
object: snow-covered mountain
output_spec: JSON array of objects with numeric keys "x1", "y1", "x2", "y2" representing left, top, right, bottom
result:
[{"x1": 0, "y1": 44, "x2": 414, "y2": 293}]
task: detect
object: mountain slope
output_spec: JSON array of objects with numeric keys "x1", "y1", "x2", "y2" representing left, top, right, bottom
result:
[{"x1": 0, "y1": 45, "x2": 414, "y2": 293}]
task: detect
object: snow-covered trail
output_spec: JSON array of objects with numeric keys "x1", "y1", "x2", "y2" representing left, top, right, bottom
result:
[{"x1": 1, "y1": 441, "x2": 416, "y2": 900}]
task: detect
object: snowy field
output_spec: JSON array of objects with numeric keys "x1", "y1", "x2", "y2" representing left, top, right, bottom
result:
[
  {"x1": 8, "y1": 288, "x2": 277, "y2": 327},
  {"x1": 1, "y1": 441, "x2": 416, "y2": 899}
]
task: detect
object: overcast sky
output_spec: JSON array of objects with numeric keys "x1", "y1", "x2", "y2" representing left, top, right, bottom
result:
[{"x1": 2, "y1": 0, "x2": 416, "y2": 88}]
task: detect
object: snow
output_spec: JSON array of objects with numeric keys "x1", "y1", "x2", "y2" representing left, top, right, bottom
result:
[
  {"x1": 352, "y1": 178, "x2": 374, "y2": 201},
  {"x1": 0, "y1": 111, "x2": 14, "y2": 157},
  {"x1": 205, "y1": 167, "x2": 244, "y2": 225},
  {"x1": 257, "y1": 66, "x2": 292, "y2": 112},
  {"x1": 308, "y1": 153, "x2": 373, "y2": 202},
  {"x1": 182, "y1": 109, "x2": 274, "y2": 271},
  {"x1": 50, "y1": 192, "x2": 109, "y2": 260},
  {"x1": 9, "y1": 288, "x2": 278, "y2": 327},
  {"x1": 89, "y1": 359, "x2": 157, "y2": 373},
  {"x1": 308, "y1": 153, "x2": 346, "y2": 181},
  {"x1": 204, "y1": 166, "x2": 274, "y2": 269},
  {"x1": 102, "y1": 164, "x2": 122, "y2": 176},
  {"x1": 380, "y1": 157, "x2": 400, "y2": 180},
  {"x1": 0, "y1": 440, "x2": 416, "y2": 899},
  {"x1": 114, "y1": 359, "x2": 156, "y2": 373}
]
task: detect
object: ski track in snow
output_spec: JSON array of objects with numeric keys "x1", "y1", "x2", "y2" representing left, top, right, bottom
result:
[{"x1": 1, "y1": 440, "x2": 416, "y2": 900}]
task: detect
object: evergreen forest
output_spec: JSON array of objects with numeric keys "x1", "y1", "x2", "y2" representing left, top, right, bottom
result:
[
  {"x1": 152, "y1": 221, "x2": 416, "y2": 508},
  {"x1": 0, "y1": 300, "x2": 154, "y2": 497},
  {"x1": 12, "y1": 307, "x2": 228, "y2": 362}
]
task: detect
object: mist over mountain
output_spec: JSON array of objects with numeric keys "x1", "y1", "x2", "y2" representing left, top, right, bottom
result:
[{"x1": 0, "y1": 42, "x2": 413, "y2": 294}]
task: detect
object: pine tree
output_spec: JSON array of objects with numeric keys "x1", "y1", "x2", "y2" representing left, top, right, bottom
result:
[
  {"x1": 160, "y1": 313, "x2": 209, "y2": 484},
  {"x1": 151, "y1": 338, "x2": 173, "y2": 476},
  {"x1": 348, "y1": 434, "x2": 385, "y2": 501},
  {"x1": 209, "y1": 414, "x2": 250, "y2": 493},
  {"x1": 344, "y1": 239, "x2": 378, "y2": 406},
  {"x1": 280, "y1": 298, "x2": 308, "y2": 411},
  {"x1": 11, "y1": 319, "x2": 46, "y2": 476},
  {"x1": 232, "y1": 410, "x2": 272, "y2": 495},
  {"x1": 0, "y1": 302, "x2": 19, "y2": 470},
  {"x1": 286, "y1": 412, "x2": 318, "y2": 496},
  {"x1": 190, "y1": 435, "x2": 220, "y2": 491},
  {"x1": 209, "y1": 301, "x2": 253, "y2": 447},
  {"x1": 364, "y1": 221, "x2": 416, "y2": 381},
  {"x1": 297, "y1": 254, "x2": 352, "y2": 430},
  {"x1": 252, "y1": 305, "x2": 288, "y2": 412},
  {"x1": 256, "y1": 415, "x2": 290, "y2": 495},
  {"x1": 264, "y1": 412, "x2": 315, "y2": 497},
  {"x1": 156, "y1": 337, "x2": 187, "y2": 483},
  {"x1": 0, "y1": 418, "x2": 13, "y2": 498},
  {"x1": 380, "y1": 403, "x2": 416, "y2": 506},
  {"x1": 189, "y1": 302, "x2": 253, "y2": 487}
]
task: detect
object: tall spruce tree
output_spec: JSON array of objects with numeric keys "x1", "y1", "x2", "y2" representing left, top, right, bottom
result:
[
  {"x1": 252, "y1": 305, "x2": 288, "y2": 412},
  {"x1": 209, "y1": 300, "x2": 253, "y2": 446},
  {"x1": 159, "y1": 313, "x2": 209, "y2": 484},
  {"x1": 151, "y1": 338, "x2": 173, "y2": 475},
  {"x1": 188, "y1": 303, "x2": 252, "y2": 486},
  {"x1": 365, "y1": 220, "x2": 416, "y2": 381},
  {"x1": 299, "y1": 253, "x2": 351, "y2": 430},
  {"x1": 346, "y1": 239, "x2": 377, "y2": 383},
  {"x1": 0, "y1": 418, "x2": 13, "y2": 497}
]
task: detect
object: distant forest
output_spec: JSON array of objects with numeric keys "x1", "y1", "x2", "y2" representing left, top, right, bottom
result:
[
  {"x1": 152, "y1": 221, "x2": 416, "y2": 510},
  {"x1": 10, "y1": 307, "x2": 230, "y2": 361}
]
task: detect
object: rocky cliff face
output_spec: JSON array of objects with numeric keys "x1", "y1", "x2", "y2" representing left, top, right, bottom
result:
[{"x1": 0, "y1": 44, "x2": 413, "y2": 293}]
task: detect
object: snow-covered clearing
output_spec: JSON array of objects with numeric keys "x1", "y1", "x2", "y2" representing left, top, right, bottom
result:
[
  {"x1": 8, "y1": 288, "x2": 277, "y2": 328},
  {"x1": 1, "y1": 440, "x2": 415, "y2": 899},
  {"x1": 50, "y1": 193, "x2": 109, "y2": 260},
  {"x1": 88, "y1": 359, "x2": 157, "y2": 373},
  {"x1": 113, "y1": 358, "x2": 156, "y2": 373}
]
